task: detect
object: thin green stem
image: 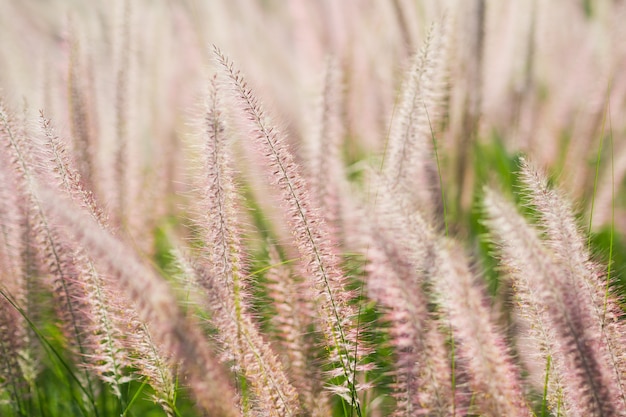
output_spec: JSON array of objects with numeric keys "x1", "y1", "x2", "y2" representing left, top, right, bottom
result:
[
  {"x1": 602, "y1": 88, "x2": 614, "y2": 323},
  {"x1": 0, "y1": 288, "x2": 92, "y2": 416},
  {"x1": 588, "y1": 79, "x2": 612, "y2": 247},
  {"x1": 121, "y1": 380, "x2": 148, "y2": 417}
]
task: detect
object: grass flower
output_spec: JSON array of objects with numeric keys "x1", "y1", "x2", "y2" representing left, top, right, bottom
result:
[
  {"x1": 485, "y1": 187, "x2": 623, "y2": 417},
  {"x1": 193, "y1": 75, "x2": 299, "y2": 416},
  {"x1": 215, "y1": 46, "x2": 370, "y2": 413}
]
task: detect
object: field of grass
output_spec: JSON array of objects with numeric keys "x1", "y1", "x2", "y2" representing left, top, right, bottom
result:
[{"x1": 1, "y1": 1, "x2": 626, "y2": 416}]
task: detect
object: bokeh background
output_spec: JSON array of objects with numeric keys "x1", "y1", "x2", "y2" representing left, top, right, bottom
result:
[{"x1": 1, "y1": 0, "x2": 624, "y2": 228}]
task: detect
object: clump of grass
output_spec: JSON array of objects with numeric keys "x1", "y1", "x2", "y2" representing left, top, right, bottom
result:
[{"x1": 1, "y1": 1, "x2": 626, "y2": 416}]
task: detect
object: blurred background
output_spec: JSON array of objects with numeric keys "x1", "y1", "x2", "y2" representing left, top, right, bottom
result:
[{"x1": 1, "y1": 0, "x2": 624, "y2": 244}]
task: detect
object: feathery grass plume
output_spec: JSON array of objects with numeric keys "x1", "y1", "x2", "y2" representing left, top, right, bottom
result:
[
  {"x1": 305, "y1": 60, "x2": 362, "y2": 252},
  {"x1": 365, "y1": 171, "x2": 457, "y2": 414},
  {"x1": 67, "y1": 19, "x2": 97, "y2": 196},
  {"x1": 371, "y1": 169, "x2": 527, "y2": 414},
  {"x1": 0, "y1": 100, "x2": 34, "y2": 192},
  {"x1": 452, "y1": 0, "x2": 484, "y2": 210},
  {"x1": 486, "y1": 205, "x2": 570, "y2": 413},
  {"x1": 38, "y1": 113, "x2": 105, "y2": 225},
  {"x1": 512, "y1": 296, "x2": 570, "y2": 415},
  {"x1": 126, "y1": 319, "x2": 178, "y2": 417},
  {"x1": 0, "y1": 291, "x2": 26, "y2": 412},
  {"x1": 420, "y1": 322, "x2": 456, "y2": 415},
  {"x1": 0, "y1": 165, "x2": 30, "y2": 415},
  {"x1": 71, "y1": 255, "x2": 132, "y2": 399},
  {"x1": 432, "y1": 239, "x2": 530, "y2": 417},
  {"x1": 364, "y1": 223, "x2": 452, "y2": 416},
  {"x1": 41, "y1": 114, "x2": 201, "y2": 416},
  {"x1": 373, "y1": 164, "x2": 525, "y2": 414},
  {"x1": 0, "y1": 159, "x2": 27, "y2": 315},
  {"x1": 519, "y1": 158, "x2": 626, "y2": 410},
  {"x1": 0, "y1": 124, "x2": 38, "y2": 394},
  {"x1": 113, "y1": 0, "x2": 131, "y2": 225},
  {"x1": 194, "y1": 262, "x2": 299, "y2": 416},
  {"x1": 265, "y1": 243, "x2": 332, "y2": 416},
  {"x1": 1, "y1": 99, "x2": 100, "y2": 408},
  {"x1": 126, "y1": 247, "x2": 204, "y2": 417},
  {"x1": 383, "y1": 20, "x2": 449, "y2": 220},
  {"x1": 215, "y1": 46, "x2": 369, "y2": 412},
  {"x1": 38, "y1": 112, "x2": 131, "y2": 399},
  {"x1": 37, "y1": 186, "x2": 239, "y2": 417},
  {"x1": 42, "y1": 106, "x2": 186, "y2": 413},
  {"x1": 307, "y1": 58, "x2": 347, "y2": 247},
  {"x1": 484, "y1": 188, "x2": 622, "y2": 417},
  {"x1": 195, "y1": 74, "x2": 299, "y2": 416}
]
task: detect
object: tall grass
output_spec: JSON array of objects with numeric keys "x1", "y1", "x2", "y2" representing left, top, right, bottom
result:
[{"x1": 1, "y1": 1, "x2": 626, "y2": 416}]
